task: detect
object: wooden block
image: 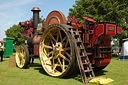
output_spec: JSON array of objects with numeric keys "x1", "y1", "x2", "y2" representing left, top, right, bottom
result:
[{"x1": 9, "y1": 55, "x2": 16, "y2": 67}]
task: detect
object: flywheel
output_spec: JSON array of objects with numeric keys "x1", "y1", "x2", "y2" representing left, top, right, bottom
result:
[{"x1": 39, "y1": 24, "x2": 77, "y2": 77}]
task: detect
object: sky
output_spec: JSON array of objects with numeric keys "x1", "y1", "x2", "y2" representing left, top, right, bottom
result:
[{"x1": 0, "y1": 0, "x2": 75, "y2": 40}]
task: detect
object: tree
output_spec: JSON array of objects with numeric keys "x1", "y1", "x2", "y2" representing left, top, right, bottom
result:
[
  {"x1": 5, "y1": 25, "x2": 25, "y2": 45},
  {"x1": 69, "y1": 0, "x2": 128, "y2": 46}
]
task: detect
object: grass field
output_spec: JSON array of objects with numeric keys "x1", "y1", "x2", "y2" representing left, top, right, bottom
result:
[{"x1": 0, "y1": 57, "x2": 128, "y2": 85}]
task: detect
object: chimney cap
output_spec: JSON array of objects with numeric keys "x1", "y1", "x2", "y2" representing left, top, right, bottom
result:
[{"x1": 31, "y1": 7, "x2": 41, "y2": 12}]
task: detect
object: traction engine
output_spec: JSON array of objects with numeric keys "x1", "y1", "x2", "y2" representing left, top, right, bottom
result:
[{"x1": 16, "y1": 7, "x2": 122, "y2": 79}]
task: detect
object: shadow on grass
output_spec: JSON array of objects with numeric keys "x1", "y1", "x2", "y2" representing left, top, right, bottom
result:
[
  {"x1": 73, "y1": 74, "x2": 83, "y2": 83},
  {"x1": 28, "y1": 62, "x2": 108, "y2": 83},
  {"x1": 28, "y1": 63, "x2": 48, "y2": 76},
  {"x1": 28, "y1": 63, "x2": 41, "y2": 67},
  {"x1": 73, "y1": 70, "x2": 108, "y2": 83},
  {"x1": 1, "y1": 60, "x2": 7, "y2": 62},
  {"x1": 112, "y1": 54, "x2": 119, "y2": 58},
  {"x1": 34, "y1": 67, "x2": 47, "y2": 75},
  {"x1": 95, "y1": 70, "x2": 108, "y2": 76}
]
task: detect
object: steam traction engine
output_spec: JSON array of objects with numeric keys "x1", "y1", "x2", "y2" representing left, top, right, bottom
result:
[{"x1": 15, "y1": 7, "x2": 122, "y2": 83}]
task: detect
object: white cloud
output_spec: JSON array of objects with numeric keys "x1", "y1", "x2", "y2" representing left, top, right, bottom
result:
[
  {"x1": 0, "y1": 12, "x2": 10, "y2": 18},
  {"x1": 0, "y1": 0, "x2": 36, "y2": 10},
  {"x1": 0, "y1": 0, "x2": 38, "y2": 40}
]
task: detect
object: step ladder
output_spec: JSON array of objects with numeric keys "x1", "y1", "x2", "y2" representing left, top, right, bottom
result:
[{"x1": 70, "y1": 28, "x2": 95, "y2": 84}]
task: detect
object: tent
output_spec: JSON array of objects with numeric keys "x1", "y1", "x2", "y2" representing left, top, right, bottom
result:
[{"x1": 119, "y1": 38, "x2": 128, "y2": 60}]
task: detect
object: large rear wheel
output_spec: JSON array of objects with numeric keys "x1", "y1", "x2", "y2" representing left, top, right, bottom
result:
[
  {"x1": 15, "y1": 44, "x2": 29, "y2": 68},
  {"x1": 39, "y1": 24, "x2": 76, "y2": 77}
]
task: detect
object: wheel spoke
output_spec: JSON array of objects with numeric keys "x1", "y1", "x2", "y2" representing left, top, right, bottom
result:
[
  {"x1": 49, "y1": 34, "x2": 57, "y2": 43},
  {"x1": 43, "y1": 48, "x2": 48, "y2": 56},
  {"x1": 44, "y1": 56, "x2": 53, "y2": 62},
  {"x1": 19, "y1": 57, "x2": 24, "y2": 65},
  {"x1": 52, "y1": 57, "x2": 54, "y2": 67},
  {"x1": 63, "y1": 59, "x2": 65, "y2": 71},
  {"x1": 60, "y1": 47, "x2": 70, "y2": 52},
  {"x1": 56, "y1": 33, "x2": 59, "y2": 42},
  {"x1": 52, "y1": 61, "x2": 58, "y2": 72},
  {"x1": 60, "y1": 49, "x2": 64, "y2": 51},
  {"x1": 63, "y1": 47, "x2": 70, "y2": 50},
  {"x1": 43, "y1": 44, "x2": 53, "y2": 49},
  {"x1": 65, "y1": 38, "x2": 69, "y2": 48},
  {"x1": 65, "y1": 52, "x2": 71, "y2": 58},
  {"x1": 19, "y1": 60, "x2": 21, "y2": 65},
  {"x1": 48, "y1": 51, "x2": 53, "y2": 56},
  {"x1": 61, "y1": 36, "x2": 67, "y2": 43},
  {"x1": 57, "y1": 57, "x2": 63, "y2": 72},
  {"x1": 50, "y1": 40, "x2": 55, "y2": 47},
  {"x1": 59, "y1": 30, "x2": 62, "y2": 42},
  {"x1": 23, "y1": 52, "x2": 26, "y2": 58},
  {"x1": 22, "y1": 55, "x2": 25, "y2": 59},
  {"x1": 46, "y1": 63, "x2": 52, "y2": 66},
  {"x1": 22, "y1": 59, "x2": 25, "y2": 64},
  {"x1": 59, "y1": 53, "x2": 70, "y2": 62},
  {"x1": 21, "y1": 49, "x2": 24, "y2": 54}
]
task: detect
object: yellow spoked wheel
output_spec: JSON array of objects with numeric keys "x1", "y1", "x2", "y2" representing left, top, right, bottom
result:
[
  {"x1": 16, "y1": 44, "x2": 29, "y2": 68},
  {"x1": 39, "y1": 24, "x2": 76, "y2": 77}
]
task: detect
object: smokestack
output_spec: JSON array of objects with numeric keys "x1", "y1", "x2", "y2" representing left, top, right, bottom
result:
[{"x1": 31, "y1": 7, "x2": 41, "y2": 34}]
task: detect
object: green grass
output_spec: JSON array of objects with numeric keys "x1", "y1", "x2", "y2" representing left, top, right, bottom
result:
[{"x1": 0, "y1": 57, "x2": 128, "y2": 85}]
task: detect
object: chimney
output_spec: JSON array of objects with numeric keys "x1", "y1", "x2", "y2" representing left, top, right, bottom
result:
[{"x1": 31, "y1": 7, "x2": 41, "y2": 34}]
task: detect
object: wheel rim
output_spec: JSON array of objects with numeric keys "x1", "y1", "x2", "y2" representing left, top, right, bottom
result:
[
  {"x1": 39, "y1": 25, "x2": 73, "y2": 77},
  {"x1": 16, "y1": 45, "x2": 26, "y2": 68}
]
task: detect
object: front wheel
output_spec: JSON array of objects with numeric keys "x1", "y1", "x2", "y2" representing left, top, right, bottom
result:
[{"x1": 15, "y1": 44, "x2": 30, "y2": 68}]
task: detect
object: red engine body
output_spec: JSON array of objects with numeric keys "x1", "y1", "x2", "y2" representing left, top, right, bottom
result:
[
  {"x1": 19, "y1": 9, "x2": 122, "y2": 68},
  {"x1": 66, "y1": 16, "x2": 122, "y2": 68}
]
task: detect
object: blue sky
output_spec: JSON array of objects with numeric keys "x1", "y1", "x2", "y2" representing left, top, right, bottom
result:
[{"x1": 0, "y1": 0, "x2": 75, "y2": 40}]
